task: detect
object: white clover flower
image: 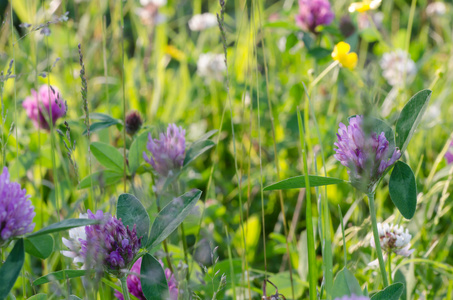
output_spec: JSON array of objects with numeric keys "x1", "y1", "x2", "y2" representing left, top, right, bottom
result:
[
  {"x1": 188, "y1": 13, "x2": 218, "y2": 31},
  {"x1": 380, "y1": 50, "x2": 417, "y2": 86},
  {"x1": 197, "y1": 53, "x2": 226, "y2": 82},
  {"x1": 369, "y1": 223, "x2": 414, "y2": 267},
  {"x1": 426, "y1": 2, "x2": 447, "y2": 17},
  {"x1": 61, "y1": 213, "x2": 88, "y2": 268},
  {"x1": 140, "y1": 0, "x2": 167, "y2": 7}
]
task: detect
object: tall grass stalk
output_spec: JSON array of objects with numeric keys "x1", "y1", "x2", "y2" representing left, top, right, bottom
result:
[
  {"x1": 368, "y1": 192, "x2": 389, "y2": 287},
  {"x1": 302, "y1": 82, "x2": 333, "y2": 298},
  {"x1": 217, "y1": 1, "x2": 252, "y2": 297},
  {"x1": 254, "y1": 0, "x2": 295, "y2": 297},
  {"x1": 120, "y1": 0, "x2": 127, "y2": 193},
  {"x1": 102, "y1": 16, "x2": 111, "y2": 144},
  {"x1": 297, "y1": 107, "x2": 317, "y2": 300}
]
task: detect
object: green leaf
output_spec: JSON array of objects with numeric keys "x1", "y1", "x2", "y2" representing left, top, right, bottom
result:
[
  {"x1": 148, "y1": 189, "x2": 202, "y2": 249},
  {"x1": 332, "y1": 268, "x2": 363, "y2": 298},
  {"x1": 28, "y1": 219, "x2": 99, "y2": 238},
  {"x1": 78, "y1": 170, "x2": 123, "y2": 189},
  {"x1": 69, "y1": 296, "x2": 83, "y2": 300},
  {"x1": 25, "y1": 234, "x2": 54, "y2": 259},
  {"x1": 90, "y1": 142, "x2": 125, "y2": 173},
  {"x1": 263, "y1": 21, "x2": 299, "y2": 30},
  {"x1": 396, "y1": 89, "x2": 432, "y2": 153},
  {"x1": 129, "y1": 130, "x2": 150, "y2": 174},
  {"x1": 389, "y1": 161, "x2": 417, "y2": 219},
  {"x1": 370, "y1": 282, "x2": 404, "y2": 300},
  {"x1": 33, "y1": 270, "x2": 87, "y2": 285},
  {"x1": 183, "y1": 140, "x2": 215, "y2": 167},
  {"x1": 197, "y1": 129, "x2": 218, "y2": 141},
  {"x1": 117, "y1": 193, "x2": 151, "y2": 247},
  {"x1": 82, "y1": 113, "x2": 122, "y2": 135},
  {"x1": 0, "y1": 239, "x2": 25, "y2": 298},
  {"x1": 140, "y1": 254, "x2": 170, "y2": 299},
  {"x1": 263, "y1": 175, "x2": 344, "y2": 191},
  {"x1": 394, "y1": 270, "x2": 407, "y2": 300},
  {"x1": 27, "y1": 294, "x2": 47, "y2": 300}
]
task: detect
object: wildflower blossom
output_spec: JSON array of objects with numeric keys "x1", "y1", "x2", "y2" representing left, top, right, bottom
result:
[
  {"x1": 332, "y1": 42, "x2": 358, "y2": 70},
  {"x1": 114, "y1": 257, "x2": 178, "y2": 300},
  {"x1": 140, "y1": 0, "x2": 166, "y2": 7},
  {"x1": 295, "y1": 0, "x2": 335, "y2": 33},
  {"x1": 61, "y1": 213, "x2": 88, "y2": 267},
  {"x1": 80, "y1": 210, "x2": 141, "y2": 276},
  {"x1": 334, "y1": 115, "x2": 401, "y2": 192},
  {"x1": 125, "y1": 111, "x2": 143, "y2": 136},
  {"x1": 196, "y1": 53, "x2": 226, "y2": 82},
  {"x1": 143, "y1": 124, "x2": 186, "y2": 177},
  {"x1": 445, "y1": 141, "x2": 453, "y2": 164},
  {"x1": 0, "y1": 167, "x2": 35, "y2": 246},
  {"x1": 369, "y1": 223, "x2": 414, "y2": 266},
  {"x1": 380, "y1": 50, "x2": 417, "y2": 86},
  {"x1": 22, "y1": 85, "x2": 67, "y2": 130},
  {"x1": 426, "y1": 2, "x2": 447, "y2": 17},
  {"x1": 188, "y1": 13, "x2": 218, "y2": 31},
  {"x1": 334, "y1": 295, "x2": 370, "y2": 300},
  {"x1": 349, "y1": 0, "x2": 382, "y2": 13}
]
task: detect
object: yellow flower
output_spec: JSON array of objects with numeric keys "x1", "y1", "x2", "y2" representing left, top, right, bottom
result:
[
  {"x1": 332, "y1": 42, "x2": 358, "y2": 70},
  {"x1": 349, "y1": 0, "x2": 382, "y2": 13}
]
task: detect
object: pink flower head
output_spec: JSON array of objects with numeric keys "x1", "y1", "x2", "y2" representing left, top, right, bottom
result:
[
  {"x1": 334, "y1": 115, "x2": 401, "y2": 192},
  {"x1": 22, "y1": 85, "x2": 66, "y2": 130},
  {"x1": 296, "y1": 0, "x2": 335, "y2": 32},
  {"x1": 143, "y1": 124, "x2": 186, "y2": 177},
  {"x1": 114, "y1": 257, "x2": 178, "y2": 300},
  {"x1": 334, "y1": 295, "x2": 370, "y2": 300}
]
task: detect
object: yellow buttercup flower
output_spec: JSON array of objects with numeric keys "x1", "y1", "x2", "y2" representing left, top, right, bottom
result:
[
  {"x1": 349, "y1": 0, "x2": 382, "y2": 13},
  {"x1": 332, "y1": 42, "x2": 358, "y2": 70}
]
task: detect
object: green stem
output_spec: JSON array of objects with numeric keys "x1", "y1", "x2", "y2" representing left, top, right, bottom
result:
[
  {"x1": 297, "y1": 108, "x2": 317, "y2": 300},
  {"x1": 120, "y1": 276, "x2": 131, "y2": 300},
  {"x1": 180, "y1": 223, "x2": 189, "y2": 281},
  {"x1": 368, "y1": 193, "x2": 389, "y2": 287},
  {"x1": 388, "y1": 252, "x2": 392, "y2": 284}
]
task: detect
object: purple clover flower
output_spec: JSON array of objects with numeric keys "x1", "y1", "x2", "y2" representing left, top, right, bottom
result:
[
  {"x1": 0, "y1": 167, "x2": 35, "y2": 246},
  {"x1": 143, "y1": 124, "x2": 186, "y2": 177},
  {"x1": 445, "y1": 140, "x2": 453, "y2": 164},
  {"x1": 334, "y1": 295, "x2": 370, "y2": 300},
  {"x1": 334, "y1": 115, "x2": 401, "y2": 192},
  {"x1": 295, "y1": 0, "x2": 335, "y2": 33},
  {"x1": 22, "y1": 85, "x2": 67, "y2": 130},
  {"x1": 80, "y1": 210, "x2": 141, "y2": 276},
  {"x1": 114, "y1": 257, "x2": 178, "y2": 300}
]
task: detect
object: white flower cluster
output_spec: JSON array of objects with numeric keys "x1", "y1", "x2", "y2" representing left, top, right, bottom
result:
[
  {"x1": 426, "y1": 2, "x2": 447, "y2": 17},
  {"x1": 61, "y1": 213, "x2": 88, "y2": 268},
  {"x1": 197, "y1": 53, "x2": 226, "y2": 82},
  {"x1": 380, "y1": 50, "x2": 417, "y2": 86},
  {"x1": 140, "y1": 0, "x2": 167, "y2": 7},
  {"x1": 189, "y1": 13, "x2": 218, "y2": 31},
  {"x1": 371, "y1": 223, "x2": 414, "y2": 257}
]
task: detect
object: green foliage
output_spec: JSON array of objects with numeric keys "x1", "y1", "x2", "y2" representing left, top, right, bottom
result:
[
  {"x1": 148, "y1": 189, "x2": 202, "y2": 249},
  {"x1": 0, "y1": 239, "x2": 25, "y2": 298},
  {"x1": 370, "y1": 283, "x2": 404, "y2": 300},
  {"x1": 128, "y1": 130, "x2": 150, "y2": 175},
  {"x1": 90, "y1": 141, "x2": 125, "y2": 174},
  {"x1": 25, "y1": 234, "x2": 54, "y2": 259},
  {"x1": 33, "y1": 270, "x2": 87, "y2": 286},
  {"x1": 396, "y1": 90, "x2": 432, "y2": 153},
  {"x1": 332, "y1": 268, "x2": 363, "y2": 298},
  {"x1": 389, "y1": 161, "x2": 417, "y2": 219},
  {"x1": 117, "y1": 193, "x2": 150, "y2": 246},
  {"x1": 264, "y1": 175, "x2": 344, "y2": 191},
  {"x1": 28, "y1": 219, "x2": 99, "y2": 238},
  {"x1": 140, "y1": 254, "x2": 169, "y2": 299}
]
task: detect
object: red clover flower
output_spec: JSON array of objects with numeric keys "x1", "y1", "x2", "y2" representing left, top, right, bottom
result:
[
  {"x1": 295, "y1": 0, "x2": 335, "y2": 33},
  {"x1": 143, "y1": 124, "x2": 186, "y2": 178},
  {"x1": 334, "y1": 115, "x2": 401, "y2": 192},
  {"x1": 0, "y1": 167, "x2": 35, "y2": 247},
  {"x1": 80, "y1": 210, "x2": 141, "y2": 276},
  {"x1": 22, "y1": 85, "x2": 67, "y2": 130}
]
